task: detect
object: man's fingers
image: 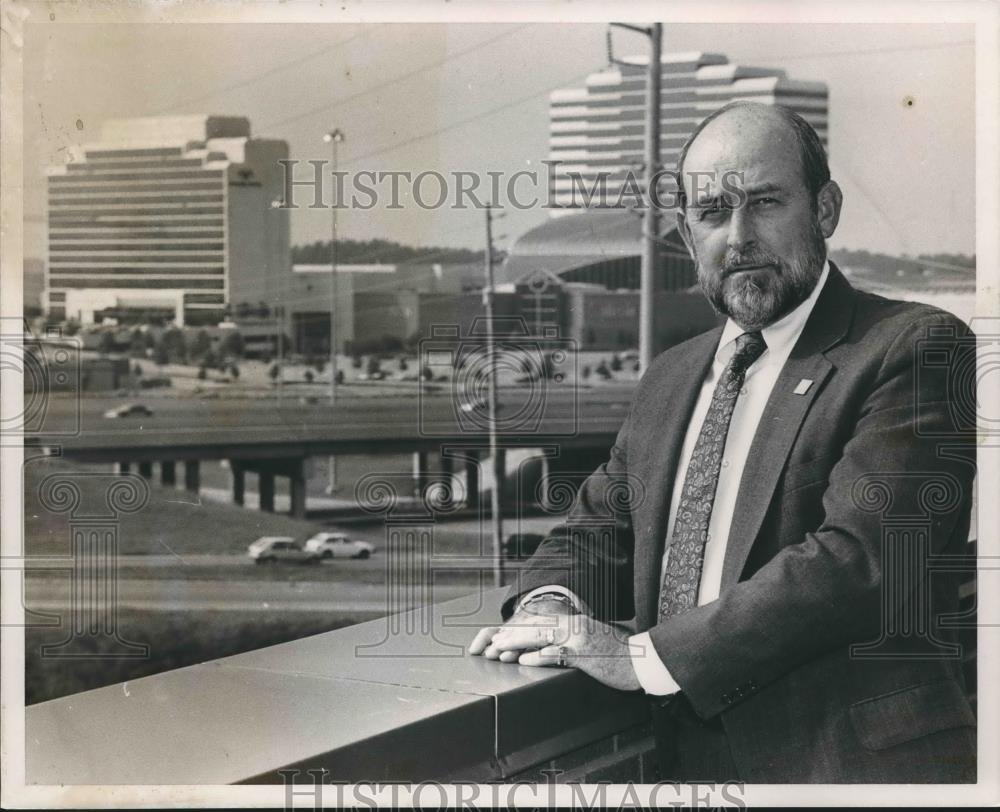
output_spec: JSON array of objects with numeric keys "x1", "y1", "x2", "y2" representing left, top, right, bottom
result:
[
  {"x1": 490, "y1": 624, "x2": 561, "y2": 652},
  {"x1": 498, "y1": 650, "x2": 520, "y2": 663},
  {"x1": 468, "y1": 626, "x2": 501, "y2": 655}
]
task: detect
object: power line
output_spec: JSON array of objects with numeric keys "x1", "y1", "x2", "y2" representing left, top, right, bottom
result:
[
  {"x1": 329, "y1": 40, "x2": 975, "y2": 168},
  {"x1": 760, "y1": 39, "x2": 974, "y2": 63},
  {"x1": 340, "y1": 68, "x2": 594, "y2": 166},
  {"x1": 256, "y1": 24, "x2": 530, "y2": 136},
  {"x1": 158, "y1": 28, "x2": 373, "y2": 115}
]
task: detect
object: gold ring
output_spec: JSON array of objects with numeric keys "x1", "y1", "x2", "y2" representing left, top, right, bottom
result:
[{"x1": 556, "y1": 646, "x2": 570, "y2": 667}]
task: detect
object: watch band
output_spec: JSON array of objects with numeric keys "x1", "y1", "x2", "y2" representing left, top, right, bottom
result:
[{"x1": 520, "y1": 591, "x2": 577, "y2": 612}]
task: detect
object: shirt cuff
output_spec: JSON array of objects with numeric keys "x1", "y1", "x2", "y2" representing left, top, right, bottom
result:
[
  {"x1": 628, "y1": 631, "x2": 681, "y2": 696},
  {"x1": 516, "y1": 586, "x2": 590, "y2": 615}
]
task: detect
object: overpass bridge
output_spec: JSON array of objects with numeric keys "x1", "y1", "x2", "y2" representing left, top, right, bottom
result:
[{"x1": 26, "y1": 388, "x2": 633, "y2": 518}]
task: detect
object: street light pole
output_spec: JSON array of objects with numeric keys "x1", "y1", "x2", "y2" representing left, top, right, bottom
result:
[
  {"x1": 640, "y1": 22, "x2": 662, "y2": 375},
  {"x1": 608, "y1": 21, "x2": 663, "y2": 374},
  {"x1": 324, "y1": 128, "x2": 345, "y2": 495},
  {"x1": 324, "y1": 129, "x2": 345, "y2": 403},
  {"x1": 483, "y1": 204, "x2": 504, "y2": 588}
]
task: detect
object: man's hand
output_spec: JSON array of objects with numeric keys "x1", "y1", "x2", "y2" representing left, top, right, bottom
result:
[
  {"x1": 469, "y1": 603, "x2": 641, "y2": 692},
  {"x1": 468, "y1": 597, "x2": 575, "y2": 663}
]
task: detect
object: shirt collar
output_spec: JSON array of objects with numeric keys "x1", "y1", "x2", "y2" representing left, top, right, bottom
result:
[{"x1": 715, "y1": 260, "x2": 831, "y2": 365}]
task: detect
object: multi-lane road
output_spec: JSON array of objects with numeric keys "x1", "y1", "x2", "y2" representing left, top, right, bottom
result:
[{"x1": 30, "y1": 386, "x2": 636, "y2": 459}]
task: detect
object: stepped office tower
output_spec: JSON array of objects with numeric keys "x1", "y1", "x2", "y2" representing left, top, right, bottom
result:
[
  {"x1": 45, "y1": 115, "x2": 289, "y2": 326},
  {"x1": 547, "y1": 52, "x2": 828, "y2": 212}
]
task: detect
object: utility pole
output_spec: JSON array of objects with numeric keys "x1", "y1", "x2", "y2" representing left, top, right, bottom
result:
[
  {"x1": 324, "y1": 128, "x2": 345, "y2": 494},
  {"x1": 483, "y1": 204, "x2": 504, "y2": 588},
  {"x1": 324, "y1": 129, "x2": 345, "y2": 403},
  {"x1": 609, "y1": 21, "x2": 662, "y2": 373},
  {"x1": 276, "y1": 304, "x2": 284, "y2": 406},
  {"x1": 641, "y1": 23, "x2": 662, "y2": 374}
]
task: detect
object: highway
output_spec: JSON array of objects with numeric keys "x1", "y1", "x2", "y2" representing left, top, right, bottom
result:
[
  {"x1": 31, "y1": 386, "x2": 636, "y2": 458},
  {"x1": 24, "y1": 575, "x2": 478, "y2": 613}
]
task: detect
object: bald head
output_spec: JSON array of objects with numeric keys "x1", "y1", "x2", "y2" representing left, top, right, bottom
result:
[{"x1": 676, "y1": 102, "x2": 830, "y2": 211}]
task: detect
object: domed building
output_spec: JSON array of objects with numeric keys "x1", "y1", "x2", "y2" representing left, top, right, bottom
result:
[{"x1": 498, "y1": 207, "x2": 718, "y2": 353}]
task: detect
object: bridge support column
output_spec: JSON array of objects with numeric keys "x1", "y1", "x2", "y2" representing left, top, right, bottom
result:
[
  {"x1": 437, "y1": 453, "x2": 456, "y2": 510},
  {"x1": 288, "y1": 459, "x2": 307, "y2": 519},
  {"x1": 231, "y1": 463, "x2": 245, "y2": 507},
  {"x1": 412, "y1": 452, "x2": 428, "y2": 499},
  {"x1": 538, "y1": 453, "x2": 551, "y2": 511},
  {"x1": 492, "y1": 449, "x2": 507, "y2": 512},
  {"x1": 259, "y1": 472, "x2": 275, "y2": 513},
  {"x1": 465, "y1": 452, "x2": 480, "y2": 508},
  {"x1": 183, "y1": 460, "x2": 200, "y2": 494},
  {"x1": 137, "y1": 461, "x2": 153, "y2": 479},
  {"x1": 161, "y1": 461, "x2": 176, "y2": 488}
]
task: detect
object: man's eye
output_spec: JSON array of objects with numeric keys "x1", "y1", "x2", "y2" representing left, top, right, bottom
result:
[
  {"x1": 754, "y1": 197, "x2": 778, "y2": 206},
  {"x1": 699, "y1": 206, "x2": 727, "y2": 220}
]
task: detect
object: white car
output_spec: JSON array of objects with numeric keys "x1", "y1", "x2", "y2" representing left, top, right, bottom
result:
[
  {"x1": 303, "y1": 532, "x2": 375, "y2": 560},
  {"x1": 247, "y1": 536, "x2": 317, "y2": 564}
]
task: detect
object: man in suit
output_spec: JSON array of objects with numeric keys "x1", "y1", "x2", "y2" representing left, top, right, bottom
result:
[{"x1": 468, "y1": 101, "x2": 977, "y2": 783}]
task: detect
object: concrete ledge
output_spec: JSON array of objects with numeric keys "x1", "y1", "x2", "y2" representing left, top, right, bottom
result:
[{"x1": 27, "y1": 589, "x2": 652, "y2": 784}]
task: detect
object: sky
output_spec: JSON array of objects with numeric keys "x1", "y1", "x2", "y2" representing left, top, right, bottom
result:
[{"x1": 22, "y1": 20, "x2": 976, "y2": 259}]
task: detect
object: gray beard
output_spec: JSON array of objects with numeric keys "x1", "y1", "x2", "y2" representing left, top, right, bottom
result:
[{"x1": 697, "y1": 222, "x2": 827, "y2": 331}]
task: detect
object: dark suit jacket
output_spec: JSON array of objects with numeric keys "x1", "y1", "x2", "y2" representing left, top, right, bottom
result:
[{"x1": 504, "y1": 263, "x2": 977, "y2": 782}]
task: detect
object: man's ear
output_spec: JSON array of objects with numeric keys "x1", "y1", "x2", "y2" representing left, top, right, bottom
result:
[{"x1": 816, "y1": 180, "x2": 843, "y2": 239}]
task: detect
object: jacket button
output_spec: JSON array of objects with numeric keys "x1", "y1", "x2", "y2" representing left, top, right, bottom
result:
[{"x1": 721, "y1": 693, "x2": 732, "y2": 705}]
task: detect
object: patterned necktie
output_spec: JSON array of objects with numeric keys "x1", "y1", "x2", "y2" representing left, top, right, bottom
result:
[{"x1": 658, "y1": 330, "x2": 767, "y2": 621}]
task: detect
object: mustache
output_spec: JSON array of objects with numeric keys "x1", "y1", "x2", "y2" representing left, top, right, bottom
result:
[{"x1": 722, "y1": 251, "x2": 782, "y2": 275}]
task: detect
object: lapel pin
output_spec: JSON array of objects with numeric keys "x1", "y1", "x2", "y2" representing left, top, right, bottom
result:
[{"x1": 793, "y1": 378, "x2": 813, "y2": 395}]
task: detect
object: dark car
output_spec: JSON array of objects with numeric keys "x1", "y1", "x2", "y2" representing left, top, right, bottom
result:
[
  {"x1": 502, "y1": 532, "x2": 547, "y2": 561},
  {"x1": 103, "y1": 402, "x2": 154, "y2": 419}
]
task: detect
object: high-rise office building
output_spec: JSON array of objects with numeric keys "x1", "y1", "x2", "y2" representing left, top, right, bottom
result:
[
  {"x1": 547, "y1": 52, "x2": 828, "y2": 212},
  {"x1": 45, "y1": 115, "x2": 289, "y2": 326}
]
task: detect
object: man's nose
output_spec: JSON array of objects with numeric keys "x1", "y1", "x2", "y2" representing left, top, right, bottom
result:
[{"x1": 726, "y1": 206, "x2": 756, "y2": 253}]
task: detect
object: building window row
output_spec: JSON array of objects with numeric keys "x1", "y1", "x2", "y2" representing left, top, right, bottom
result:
[
  {"x1": 49, "y1": 218, "x2": 226, "y2": 228},
  {"x1": 48, "y1": 278, "x2": 225, "y2": 290},
  {"x1": 49, "y1": 181, "x2": 224, "y2": 195},
  {"x1": 56, "y1": 169, "x2": 225, "y2": 182}
]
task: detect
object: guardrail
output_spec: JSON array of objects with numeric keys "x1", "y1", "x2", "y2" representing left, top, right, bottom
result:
[
  {"x1": 27, "y1": 589, "x2": 657, "y2": 785},
  {"x1": 26, "y1": 542, "x2": 978, "y2": 785}
]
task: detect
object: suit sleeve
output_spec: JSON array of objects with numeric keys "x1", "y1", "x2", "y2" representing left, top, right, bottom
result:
[
  {"x1": 648, "y1": 312, "x2": 977, "y2": 719},
  {"x1": 501, "y1": 415, "x2": 638, "y2": 622}
]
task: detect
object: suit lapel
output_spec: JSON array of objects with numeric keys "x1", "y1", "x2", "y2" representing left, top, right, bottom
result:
[
  {"x1": 635, "y1": 326, "x2": 720, "y2": 625},
  {"x1": 720, "y1": 263, "x2": 857, "y2": 589}
]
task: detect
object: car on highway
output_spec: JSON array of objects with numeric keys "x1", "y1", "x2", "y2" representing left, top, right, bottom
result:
[
  {"x1": 303, "y1": 531, "x2": 375, "y2": 560},
  {"x1": 247, "y1": 536, "x2": 318, "y2": 564},
  {"x1": 502, "y1": 532, "x2": 547, "y2": 561},
  {"x1": 103, "y1": 402, "x2": 154, "y2": 419}
]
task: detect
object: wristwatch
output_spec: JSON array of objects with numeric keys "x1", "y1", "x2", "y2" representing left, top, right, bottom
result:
[{"x1": 520, "y1": 591, "x2": 577, "y2": 613}]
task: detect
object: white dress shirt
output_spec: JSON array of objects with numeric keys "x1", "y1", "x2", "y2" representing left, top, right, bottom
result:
[{"x1": 518, "y1": 262, "x2": 831, "y2": 696}]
